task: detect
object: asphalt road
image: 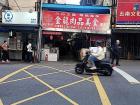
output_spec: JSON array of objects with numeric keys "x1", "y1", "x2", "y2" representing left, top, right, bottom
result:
[{"x1": 0, "y1": 60, "x2": 140, "y2": 105}]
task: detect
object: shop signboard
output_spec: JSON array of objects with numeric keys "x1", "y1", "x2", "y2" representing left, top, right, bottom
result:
[
  {"x1": 116, "y1": 0, "x2": 140, "y2": 27},
  {"x1": 2, "y1": 10, "x2": 38, "y2": 25},
  {"x1": 118, "y1": 0, "x2": 140, "y2": 2},
  {"x1": 42, "y1": 10, "x2": 111, "y2": 34}
]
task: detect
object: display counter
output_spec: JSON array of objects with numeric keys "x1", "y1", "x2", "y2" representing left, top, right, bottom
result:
[
  {"x1": 9, "y1": 49, "x2": 22, "y2": 60},
  {"x1": 7, "y1": 35, "x2": 23, "y2": 60},
  {"x1": 41, "y1": 47, "x2": 59, "y2": 61}
]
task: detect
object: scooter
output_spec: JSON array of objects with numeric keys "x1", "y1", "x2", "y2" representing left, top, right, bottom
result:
[{"x1": 75, "y1": 52, "x2": 113, "y2": 76}]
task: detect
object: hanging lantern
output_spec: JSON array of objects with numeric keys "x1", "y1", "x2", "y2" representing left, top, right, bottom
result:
[
  {"x1": 60, "y1": 36, "x2": 63, "y2": 40},
  {"x1": 50, "y1": 35, "x2": 53, "y2": 40}
]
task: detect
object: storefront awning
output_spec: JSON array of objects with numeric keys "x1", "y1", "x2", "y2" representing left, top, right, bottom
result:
[
  {"x1": 1, "y1": 24, "x2": 39, "y2": 32},
  {"x1": 0, "y1": 26, "x2": 9, "y2": 32},
  {"x1": 42, "y1": 4, "x2": 110, "y2": 14}
]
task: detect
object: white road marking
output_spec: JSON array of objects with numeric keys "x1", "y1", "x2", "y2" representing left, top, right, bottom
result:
[{"x1": 113, "y1": 67, "x2": 140, "y2": 84}]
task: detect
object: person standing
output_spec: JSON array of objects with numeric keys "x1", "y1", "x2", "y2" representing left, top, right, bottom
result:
[
  {"x1": 111, "y1": 40, "x2": 121, "y2": 66},
  {"x1": 26, "y1": 42, "x2": 33, "y2": 62},
  {"x1": 1, "y1": 40, "x2": 10, "y2": 63}
]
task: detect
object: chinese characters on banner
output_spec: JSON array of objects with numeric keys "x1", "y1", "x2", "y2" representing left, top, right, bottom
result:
[
  {"x1": 42, "y1": 10, "x2": 111, "y2": 34},
  {"x1": 116, "y1": 0, "x2": 140, "y2": 24}
]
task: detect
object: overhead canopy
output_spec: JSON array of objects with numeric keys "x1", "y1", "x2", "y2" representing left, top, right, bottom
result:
[
  {"x1": 1, "y1": 24, "x2": 38, "y2": 32},
  {"x1": 42, "y1": 3, "x2": 110, "y2": 14},
  {"x1": 0, "y1": 26, "x2": 9, "y2": 32}
]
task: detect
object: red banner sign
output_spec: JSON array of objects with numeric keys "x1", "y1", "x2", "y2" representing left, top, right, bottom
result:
[
  {"x1": 116, "y1": 0, "x2": 140, "y2": 25},
  {"x1": 118, "y1": 0, "x2": 140, "y2": 3},
  {"x1": 118, "y1": 0, "x2": 140, "y2": 2},
  {"x1": 42, "y1": 10, "x2": 111, "y2": 34}
]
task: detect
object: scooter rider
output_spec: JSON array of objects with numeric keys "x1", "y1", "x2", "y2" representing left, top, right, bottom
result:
[{"x1": 88, "y1": 41, "x2": 105, "y2": 69}]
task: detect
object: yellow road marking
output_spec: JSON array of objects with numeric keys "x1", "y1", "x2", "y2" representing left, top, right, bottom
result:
[
  {"x1": 0, "y1": 64, "x2": 93, "y2": 105},
  {"x1": 58, "y1": 69, "x2": 93, "y2": 82},
  {"x1": 0, "y1": 77, "x2": 31, "y2": 85},
  {"x1": 23, "y1": 70, "x2": 79, "y2": 105},
  {"x1": 11, "y1": 90, "x2": 53, "y2": 105},
  {"x1": 93, "y1": 75, "x2": 111, "y2": 105},
  {"x1": 0, "y1": 66, "x2": 94, "y2": 85},
  {"x1": 57, "y1": 77, "x2": 93, "y2": 90},
  {"x1": 0, "y1": 71, "x2": 61, "y2": 85},
  {"x1": 11, "y1": 76, "x2": 92, "y2": 105},
  {"x1": 36, "y1": 64, "x2": 94, "y2": 82},
  {"x1": 0, "y1": 99, "x2": 4, "y2": 105},
  {"x1": 0, "y1": 64, "x2": 111, "y2": 105},
  {"x1": 0, "y1": 65, "x2": 33, "y2": 83}
]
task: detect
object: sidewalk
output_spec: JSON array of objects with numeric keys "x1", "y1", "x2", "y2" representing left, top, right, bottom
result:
[{"x1": 118, "y1": 59, "x2": 140, "y2": 66}]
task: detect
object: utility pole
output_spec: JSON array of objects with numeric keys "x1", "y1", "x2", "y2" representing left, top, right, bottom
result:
[{"x1": 37, "y1": 0, "x2": 42, "y2": 62}]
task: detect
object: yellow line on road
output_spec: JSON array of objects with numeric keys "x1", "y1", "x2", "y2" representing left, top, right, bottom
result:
[
  {"x1": 36, "y1": 64, "x2": 94, "y2": 83},
  {"x1": 11, "y1": 76, "x2": 92, "y2": 105},
  {"x1": 0, "y1": 99, "x2": 4, "y2": 105},
  {"x1": 93, "y1": 75, "x2": 111, "y2": 105},
  {"x1": 23, "y1": 70, "x2": 79, "y2": 105},
  {"x1": 59, "y1": 69, "x2": 94, "y2": 83},
  {"x1": 57, "y1": 77, "x2": 93, "y2": 90},
  {"x1": 0, "y1": 65, "x2": 33, "y2": 83},
  {"x1": 0, "y1": 71, "x2": 61, "y2": 85},
  {"x1": 0, "y1": 68, "x2": 78, "y2": 85},
  {"x1": 11, "y1": 90, "x2": 53, "y2": 105},
  {"x1": 0, "y1": 77, "x2": 31, "y2": 85}
]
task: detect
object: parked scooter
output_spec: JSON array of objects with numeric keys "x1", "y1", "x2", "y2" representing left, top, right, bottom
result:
[{"x1": 75, "y1": 52, "x2": 113, "y2": 76}]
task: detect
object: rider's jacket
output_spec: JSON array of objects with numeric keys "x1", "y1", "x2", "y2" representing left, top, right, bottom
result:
[{"x1": 91, "y1": 46, "x2": 105, "y2": 60}]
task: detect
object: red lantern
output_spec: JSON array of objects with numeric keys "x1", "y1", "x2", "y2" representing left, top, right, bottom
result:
[{"x1": 50, "y1": 35, "x2": 53, "y2": 40}]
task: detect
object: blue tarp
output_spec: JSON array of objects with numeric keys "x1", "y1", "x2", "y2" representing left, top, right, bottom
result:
[{"x1": 42, "y1": 4, "x2": 110, "y2": 14}]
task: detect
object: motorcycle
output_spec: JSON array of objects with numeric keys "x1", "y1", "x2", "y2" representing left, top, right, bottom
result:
[{"x1": 75, "y1": 52, "x2": 113, "y2": 76}]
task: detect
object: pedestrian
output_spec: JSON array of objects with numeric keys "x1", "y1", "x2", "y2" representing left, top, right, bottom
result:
[
  {"x1": 1, "y1": 40, "x2": 10, "y2": 63},
  {"x1": 111, "y1": 40, "x2": 121, "y2": 66},
  {"x1": 88, "y1": 40, "x2": 105, "y2": 69},
  {"x1": 26, "y1": 41, "x2": 33, "y2": 63}
]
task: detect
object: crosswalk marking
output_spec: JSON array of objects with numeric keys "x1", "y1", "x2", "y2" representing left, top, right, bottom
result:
[{"x1": 113, "y1": 67, "x2": 140, "y2": 84}]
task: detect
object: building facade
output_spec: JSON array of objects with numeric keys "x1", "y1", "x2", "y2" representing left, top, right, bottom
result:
[
  {"x1": 0, "y1": 0, "x2": 39, "y2": 62},
  {"x1": 112, "y1": 0, "x2": 140, "y2": 59}
]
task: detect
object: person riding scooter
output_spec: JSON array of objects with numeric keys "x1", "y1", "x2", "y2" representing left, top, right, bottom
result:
[
  {"x1": 88, "y1": 40, "x2": 105, "y2": 69},
  {"x1": 75, "y1": 40, "x2": 113, "y2": 76}
]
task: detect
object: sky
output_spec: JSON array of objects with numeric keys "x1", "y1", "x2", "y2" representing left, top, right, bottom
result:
[{"x1": 56, "y1": 0, "x2": 81, "y2": 5}]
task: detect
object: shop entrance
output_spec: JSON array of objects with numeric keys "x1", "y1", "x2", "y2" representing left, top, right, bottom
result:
[
  {"x1": 42, "y1": 31, "x2": 108, "y2": 61},
  {"x1": 112, "y1": 33, "x2": 140, "y2": 60},
  {"x1": 8, "y1": 31, "x2": 37, "y2": 62},
  {"x1": 42, "y1": 32, "x2": 76, "y2": 61}
]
